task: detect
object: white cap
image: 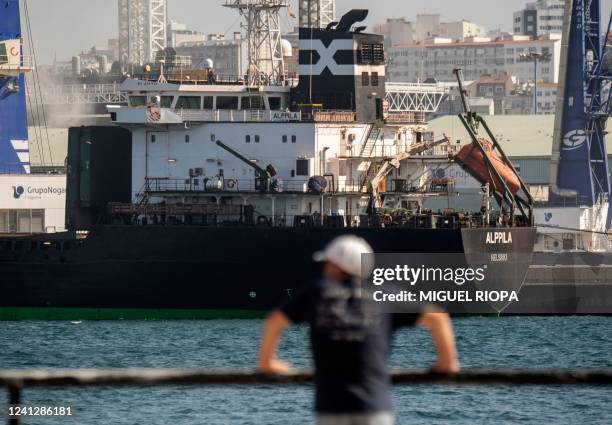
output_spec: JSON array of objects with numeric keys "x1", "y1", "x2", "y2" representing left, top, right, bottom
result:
[{"x1": 313, "y1": 235, "x2": 374, "y2": 279}]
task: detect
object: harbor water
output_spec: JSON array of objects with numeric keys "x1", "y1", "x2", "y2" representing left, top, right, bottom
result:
[{"x1": 1, "y1": 316, "x2": 611, "y2": 424}]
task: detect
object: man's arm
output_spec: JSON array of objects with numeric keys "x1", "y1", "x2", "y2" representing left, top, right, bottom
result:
[
  {"x1": 416, "y1": 312, "x2": 460, "y2": 373},
  {"x1": 258, "y1": 310, "x2": 293, "y2": 374}
]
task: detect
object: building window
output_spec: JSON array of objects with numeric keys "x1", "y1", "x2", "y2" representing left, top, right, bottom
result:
[
  {"x1": 255, "y1": 135, "x2": 260, "y2": 143},
  {"x1": 282, "y1": 135, "x2": 287, "y2": 143},
  {"x1": 291, "y1": 135, "x2": 297, "y2": 144},
  {"x1": 296, "y1": 159, "x2": 309, "y2": 176},
  {"x1": 151, "y1": 134, "x2": 156, "y2": 143},
  {"x1": 362, "y1": 72, "x2": 369, "y2": 86},
  {"x1": 0, "y1": 210, "x2": 44, "y2": 234},
  {"x1": 246, "y1": 135, "x2": 251, "y2": 143},
  {"x1": 185, "y1": 135, "x2": 190, "y2": 143}
]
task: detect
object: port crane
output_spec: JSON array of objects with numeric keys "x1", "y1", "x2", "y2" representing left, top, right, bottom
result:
[{"x1": 550, "y1": 0, "x2": 612, "y2": 222}]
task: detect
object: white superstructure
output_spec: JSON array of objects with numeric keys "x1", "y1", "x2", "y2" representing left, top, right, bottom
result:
[{"x1": 109, "y1": 77, "x2": 450, "y2": 225}]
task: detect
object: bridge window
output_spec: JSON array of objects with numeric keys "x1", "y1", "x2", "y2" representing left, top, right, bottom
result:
[
  {"x1": 129, "y1": 96, "x2": 147, "y2": 107},
  {"x1": 241, "y1": 96, "x2": 264, "y2": 110},
  {"x1": 269, "y1": 97, "x2": 281, "y2": 110},
  {"x1": 217, "y1": 96, "x2": 239, "y2": 110},
  {"x1": 176, "y1": 96, "x2": 201, "y2": 109},
  {"x1": 160, "y1": 96, "x2": 174, "y2": 108},
  {"x1": 203, "y1": 96, "x2": 213, "y2": 109}
]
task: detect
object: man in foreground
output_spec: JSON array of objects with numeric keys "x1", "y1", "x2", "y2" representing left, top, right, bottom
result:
[{"x1": 258, "y1": 235, "x2": 459, "y2": 425}]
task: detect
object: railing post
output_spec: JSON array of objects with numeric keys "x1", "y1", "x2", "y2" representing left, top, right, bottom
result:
[{"x1": 8, "y1": 385, "x2": 21, "y2": 425}]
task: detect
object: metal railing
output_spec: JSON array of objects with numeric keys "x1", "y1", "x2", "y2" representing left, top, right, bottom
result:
[
  {"x1": 173, "y1": 108, "x2": 301, "y2": 123},
  {"x1": 41, "y1": 83, "x2": 127, "y2": 105},
  {"x1": 1, "y1": 368, "x2": 611, "y2": 424},
  {"x1": 142, "y1": 178, "x2": 455, "y2": 196},
  {"x1": 131, "y1": 73, "x2": 299, "y2": 87}
]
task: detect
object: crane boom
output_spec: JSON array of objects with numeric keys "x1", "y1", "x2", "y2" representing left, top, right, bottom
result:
[{"x1": 370, "y1": 136, "x2": 450, "y2": 209}]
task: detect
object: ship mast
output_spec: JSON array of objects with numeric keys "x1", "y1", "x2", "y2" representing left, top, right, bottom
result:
[{"x1": 223, "y1": 0, "x2": 287, "y2": 86}]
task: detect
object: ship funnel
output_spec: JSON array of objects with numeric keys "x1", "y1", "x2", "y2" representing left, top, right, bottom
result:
[{"x1": 335, "y1": 9, "x2": 368, "y2": 32}]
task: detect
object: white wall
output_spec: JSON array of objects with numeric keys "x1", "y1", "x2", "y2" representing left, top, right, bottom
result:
[{"x1": 0, "y1": 175, "x2": 66, "y2": 233}]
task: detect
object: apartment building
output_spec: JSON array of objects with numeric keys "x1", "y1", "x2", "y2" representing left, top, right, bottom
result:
[
  {"x1": 513, "y1": 0, "x2": 565, "y2": 37},
  {"x1": 388, "y1": 34, "x2": 561, "y2": 84}
]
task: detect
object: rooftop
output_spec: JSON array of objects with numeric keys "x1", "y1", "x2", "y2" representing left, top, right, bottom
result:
[
  {"x1": 391, "y1": 34, "x2": 561, "y2": 49},
  {"x1": 428, "y1": 115, "x2": 612, "y2": 158}
]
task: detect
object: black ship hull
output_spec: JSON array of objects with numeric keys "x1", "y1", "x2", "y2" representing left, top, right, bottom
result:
[{"x1": 0, "y1": 225, "x2": 536, "y2": 319}]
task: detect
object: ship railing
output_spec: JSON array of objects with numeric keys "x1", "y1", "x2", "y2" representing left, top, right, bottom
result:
[
  {"x1": 298, "y1": 110, "x2": 356, "y2": 123},
  {"x1": 109, "y1": 203, "x2": 243, "y2": 216},
  {"x1": 41, "y1": 83, "x2": 127, "y2": 105},
  {"x1": 173, "y1": 109, "x2": 357, "y2": 123},
  {"x1": 174, "y1": 109, "x2": 301, "y2": 123},
  {"x1": 0, "y1": 54, "x2": 32, "y2": 70},
  {"x1": 342, "y1": 144, "x2": 442, "y2": 159},
  {"x1": 132, "y1": 73, "x2": 246, "y2": 86},
  {"x1": 106, "y1": 205, "x2": 518, "y2": 230},
  {"x1": 2, "y1": 368, "x2": 611, "y2": 425},
  {"x1": 533, "y1": 198, "x2": 580, "y2": 208},
  {"x1": 141, "y1": 178, "x2": 454, "y2": 196},
  {"x1": 386, "y1": 111, "x2": 426, "y2": 124},
  {"x1": 131, "y1": 73, "x2": 298, "y2": 87}
]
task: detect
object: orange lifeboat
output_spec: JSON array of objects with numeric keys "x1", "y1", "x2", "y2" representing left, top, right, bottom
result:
[{"x1": 455, "y1": 139, "x2": 521, "y2": 195}]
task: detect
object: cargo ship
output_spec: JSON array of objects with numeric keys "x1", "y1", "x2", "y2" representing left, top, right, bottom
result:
[{"x1": 0, "y1": 2, "x2": 540, "y2": 319}]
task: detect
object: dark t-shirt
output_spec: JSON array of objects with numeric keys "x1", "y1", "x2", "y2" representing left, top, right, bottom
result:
[{"x1": 280, "y1": 278, "x2": 420, "y2": 414}]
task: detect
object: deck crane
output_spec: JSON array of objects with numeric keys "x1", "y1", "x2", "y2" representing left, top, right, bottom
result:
[
  {"x1": 368, "y1": 136, "x2": 450, "y2": 210},
  {"x1": 215, "y1": 140, "x2": 278, "y2": 192}
]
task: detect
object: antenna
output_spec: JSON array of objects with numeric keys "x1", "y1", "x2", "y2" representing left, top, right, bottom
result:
[
  {"x1": 118, "y1": 0, "x2": 168, "y2": 65},
  {"x1": 223, "y1": 0, "x2": 288, "y2": 86}
]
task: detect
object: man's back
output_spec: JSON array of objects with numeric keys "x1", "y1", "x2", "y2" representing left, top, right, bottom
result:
[{"x1": 281, "y1": 278, "x2": 418, "y2": 414}]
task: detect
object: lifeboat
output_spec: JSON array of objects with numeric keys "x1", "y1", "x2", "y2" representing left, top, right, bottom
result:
[{"x1": 454, "y1": 139, "x2": 521, "y2": 195}]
